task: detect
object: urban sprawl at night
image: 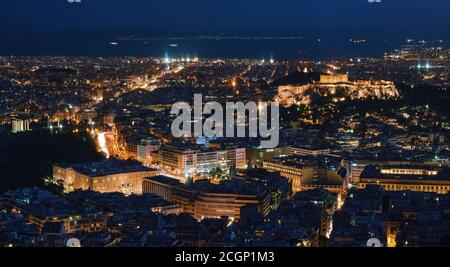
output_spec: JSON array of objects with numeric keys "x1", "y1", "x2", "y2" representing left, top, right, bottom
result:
[{"x1": 1, "y1": 0, "x2": 450, "y2": 255}]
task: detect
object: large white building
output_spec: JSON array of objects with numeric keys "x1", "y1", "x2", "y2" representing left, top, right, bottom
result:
[
  {"x1": 11, "y1": 119, "x2": 30, "y2": 133},
  {"x1": 159, "y1": 143, "x2": 247, "y2": 180},
  {"x1": 53, "y1": 159, "x2": 159, "y2": 195}
]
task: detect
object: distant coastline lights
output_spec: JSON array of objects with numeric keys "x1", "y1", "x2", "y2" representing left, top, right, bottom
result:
[{"x1": 417, "y1": 63, "x2": 432, "y2": 69}]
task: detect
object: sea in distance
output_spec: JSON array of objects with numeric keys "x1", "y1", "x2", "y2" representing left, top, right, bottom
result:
[{"x1": 0, "y1": 35, "x2": 445, "y2": 61}]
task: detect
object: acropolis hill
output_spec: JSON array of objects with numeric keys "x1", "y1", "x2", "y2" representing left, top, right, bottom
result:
[{"x1": 275, "y1": 73, "x2": 399, "y2": 107}]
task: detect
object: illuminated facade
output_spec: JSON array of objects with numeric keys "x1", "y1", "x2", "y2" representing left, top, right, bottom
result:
[
  {"x1": 319, "y1": 74, "x2": 349, "y2": 84},
  {"x1": 342, "y1": 160, "x2": 450, "y2": 186},
  {"x1": 287, "y1": 146, "x2": 333, "y2": 157},
  {"x1": 263, "y1": 160, "x2": 303, "y2": 192},
  {"x1": 341, "y1": 160, "x2": 370, "y2": 185},
  {"x1": 143, "y1": 176, "x2": 271, "y2": 220},
  {"x1": 137, "y1": 138, "x2": 161, "y2": 164},
  {"x1": 263, "y1": 156, "x2": 344, "y2": 193},
  {"x1": 159, "y1": 144, "x2": 246, "y2": 180},
  {"x1": 28, "y1": 211, "x2": 106, "y2": 234},
  {"x1": 359, "y1": 165, "x2": 450, "y2": 194},
  {"x1": 275, "y1": 74, "x2": 399, "y2": 107},
  {"x1": 11, "y1": 119, "x2": 30, "y2": 133},
  {"x1": 53, "y1": 159, "x2": 159, "y2": 195},
  {"x1": 4, "y1": 189, "x2": 106, "y2": 234}
]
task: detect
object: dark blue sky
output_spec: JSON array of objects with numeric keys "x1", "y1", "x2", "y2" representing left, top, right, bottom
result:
[{"x1": 1, "y1": 0, "x2": 449, "y2": 36}]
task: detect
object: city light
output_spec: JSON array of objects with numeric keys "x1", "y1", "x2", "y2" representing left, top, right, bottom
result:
[
  {"x1": 97, "y1": 132, "x2": 110, "y2": 159},
  {"x1": 1, "y1": 0, "x2": 449, "y2": 251}
]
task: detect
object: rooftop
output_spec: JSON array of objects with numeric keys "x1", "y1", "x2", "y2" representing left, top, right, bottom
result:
[
  {"x1": 56, "y1": 159, "x2": 155, "y2": 177},
  {"x1": 360, "y1": 165, "x2": 450, "y2": 182},
  {"x1": 145, "y1": 175, "x2": 266, "y2": 196},
  {"x1": 266, "y1": 155, "x2": 341, "y2": 170}
]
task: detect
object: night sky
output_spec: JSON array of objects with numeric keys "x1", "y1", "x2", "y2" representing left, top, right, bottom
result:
[{"x1": 1, "y1": 0, "x2": 449, "y2": 36}]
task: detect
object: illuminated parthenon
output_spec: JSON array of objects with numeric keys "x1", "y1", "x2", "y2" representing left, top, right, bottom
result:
[{"x1": 275, "y1": 74, "x2": 399, "y2": 107}]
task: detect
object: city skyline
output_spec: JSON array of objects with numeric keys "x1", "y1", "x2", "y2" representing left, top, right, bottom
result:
[{"x1": 1, "y1": 0, "x2": 450, "y2": 253}]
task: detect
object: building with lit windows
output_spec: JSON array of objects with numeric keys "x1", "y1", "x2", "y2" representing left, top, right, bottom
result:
[
  {"x1": 159, "y1": 143, "x2": 246, "y2": 180},
  {"x1": 3, "y1": 188, "x2": 106, "y2": 234},
  {"x1": 359, "y1": 165, "x2": 450, "y2": 194},
  {"x1": 263, "y1": 155, "x2": 344, "y2": 193},
  {"x1": 53, "y1": 159, "x2": 159, "y2": 195},
  {"x1": 143, "y1": 176, "x2": 270, "y2": 220},
  {"x1": 287, "y1": 146, "x2": 333, "y2": 157}
]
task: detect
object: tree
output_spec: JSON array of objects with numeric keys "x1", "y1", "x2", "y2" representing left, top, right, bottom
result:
[{"x1": 210, "y1": 167, "x2": 230, "y2": 181}]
